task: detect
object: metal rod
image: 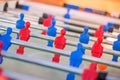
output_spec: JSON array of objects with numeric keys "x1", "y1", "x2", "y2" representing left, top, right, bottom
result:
[
  {"x1": 0, "y1": 12, "x2": 119, "y2": 39},
  {"x1": 7, "y1": 10, "x2": 100, "y2": 29},
  {"x1": 10, "y1": 39, "x2": 120, "y2": 68},
  {"x1": 1, "y1": 49, "x2": 120, "y2": 80},
  {"x1": 3, "y1": 70, "x2": 40, "y2": 80},
  {"x1": 0, "y1": 15, "x2": 115, "y2": 46},
  {"x1": 0, "y1": 24, "x2": 119, "y2": 57},
  {"x1": 8, "y1": 9, "x2": 120, "y2": 33},
  {"x1": 1, "y1": 50, "x2": 83, "y2": 75},
  {"x1": 13, "y1": 1, "x2": 120, "y2": 25}
]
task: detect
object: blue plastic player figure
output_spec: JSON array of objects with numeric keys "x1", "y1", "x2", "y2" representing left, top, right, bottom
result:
[
  {"x1": 64, "y1": 8, "x2": 71, "y2": 19},
  {"x1": 107, "y1": 22, "x2": 114, "y2": 28},
  {"x1": 103, "y1": 25, "x2": 109, "y2": 32},
  {"x1": 22, "y1": 5, "x2": 29, "y2": 11},
  {"x1": 47, "y1": 17, "x2": 57, "y2": 47},
  {"x1": 84, "y1": 8, "x2": 93, "y2": 13},
  {"x1": 64, "y1": 8, "x2": 71, "y2": 28},
  {"x1": 0, "y1": 56, "x2": 3, "y2": 64},
  {"x1": 112, "y1": 34, "x2": 120, "y2": 62},
  {"x1": 79, "y1": 27, "x2": 89, "y2": 44},
  {"x1": 66, "y1": 73, "x2": 75, "y2": 80},
  {"x1": 70, "y1": 43, "x2": 84, "y2": 67},
  {"x1": 16, "y1": 13, "x2": 25, "y2": 39},
  {"x1": 66, "y1": 43, "x2": 84, "y2": 80},
  {"x1": 16, "y1": 13, "x2": 25, "y2": 29},
  {"x1": 0, "y1": 27, "x2": 12, "y2": 51}
]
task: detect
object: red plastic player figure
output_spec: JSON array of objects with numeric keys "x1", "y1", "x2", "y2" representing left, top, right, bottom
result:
[
  {"x1": 41, "y1": 30, "x2": 47, "y2": 35},
  {"x1": 94, "y1": 25, "x2": 104, "y2": 38},
  {"x1": 82, "y1": 62, "x2": 98, "y2": 80},
  {"x1": 0, "y1": 67, "x2": 3, "y2": 74},
  {"x1": 91, "y1": 37, "x2": 103, "y2": 58},
  {"x1": 43, "y1": 15, "x2": 52, "y2": 27},
  {"x1": 52, "y1": 29, "x2": 66, "y2": 63},
  {"x1": 91, "y1": 37, "x2": 108, "y2": 71},
  {"x1": 0, "y1": 74, "x2": 8, "y2": 80},
  {"x1": 0, "y1": 67, "x2": 8, "y2": 80},
  {"x1": 0, "y1": 41, "x2": 3, "y2": 53},
  {"x1": 42, "y1": 15, "x2": 53, "y2": 35},
  {"x1": 0, "y1": 41, "x2": 3, "y2": 64},
  {"x1": 16, "y1": 22, "x2": 31, "y2": 55}
]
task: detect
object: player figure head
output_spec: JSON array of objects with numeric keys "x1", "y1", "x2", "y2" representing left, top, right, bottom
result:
[
  {"x1": 60, "y1": 29, "x2": 66, "y2": 36},
  {"x1": 6, "y1": 27, "x2": 12, "y2": 35},
  {"x1": 20, "y1": 13, "x2": 24, "y2": 20},
  {"x1": 117, "y1": 34, "x2": 120, "y2": 41},
  {"x1": 25, "y1": 22, "x2": 31, "y2": 29},
  {"x1": 84, "y1": 27, "x2": 88, "y2": 33},
  {"x1": 89, "y1": 62, "x2": 97, "y2": 70}
]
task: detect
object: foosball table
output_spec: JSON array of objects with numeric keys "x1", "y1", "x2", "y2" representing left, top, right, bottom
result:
[{"x1": 0, "y1": 0, "x2": 120, "y2": 80}]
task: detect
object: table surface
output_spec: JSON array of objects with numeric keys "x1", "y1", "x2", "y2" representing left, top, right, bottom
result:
[
  {"x1": 30, "y1": 0, "x2": 120, "y2": 13},
  {"x1": 0, "y1": 1, "x2": 120, "y2": 80}
]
